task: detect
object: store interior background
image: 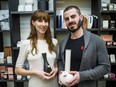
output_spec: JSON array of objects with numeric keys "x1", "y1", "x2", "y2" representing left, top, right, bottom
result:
[{"x1": 0, "y1": 0, "x2": 114, "y2": 87}]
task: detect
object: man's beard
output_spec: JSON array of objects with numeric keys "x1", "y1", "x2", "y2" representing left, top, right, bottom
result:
[{"x1": 67, "y1": 20, "x2": 83, "y2": 33}]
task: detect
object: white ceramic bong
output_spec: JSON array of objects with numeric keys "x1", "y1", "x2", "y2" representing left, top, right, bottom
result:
[{"x1": 59, "y1": 49, "x2": 74, "y2": 85}]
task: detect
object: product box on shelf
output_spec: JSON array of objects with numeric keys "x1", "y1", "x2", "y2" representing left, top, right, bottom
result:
[{"x1": 0, "y1": 10, "x2": 9, "y2": 30}]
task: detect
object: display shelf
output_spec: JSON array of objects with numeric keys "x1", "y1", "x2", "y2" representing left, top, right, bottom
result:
[
  {"x1": 15, "y1": 80, "x2": 28, "y2": 82},
  {"x1": 106, "y1": 46, "x2": 116, "y2": 49},
  {"x1": 0, "y1": 30, "x2": 10, "y2": 32},
  {"x1": 99, "y1": 1, "x2": 116, "y2": 86},
  {"x1": 0, "y1": 18, "x2": 8, "y2": 22},
  {"x1": 111, "y1": 63, "x2": 116, "y2": 65},
  {"x1": 11, "y1": 10, "x2": 54, "y2": 15},
  {"x1": 56, "y1": 28, "x2": 99, "y2": 32},
  {"x1": 0, "y1": 0, "x2": 8, "y2": 1},
  {"x1": 0, "y1": 80, "x2": 14, "y2": 82},
  {"x1": 100, "y1": 28, "x2": 116, "y2": 31},
  {"x1": 0, "y1": 63, "x2": 12, "y2": 67},
  {"x1": 100, "y1": 11, "x2": 116, "y2": 14},
  {"x1": 12, "y1": 47, "x2": 19, "y2": 50},
  {"x1": 0, "y1": 0, "x2": 12, "y2": 87},
  {"x1": 56, "y1": 0, "x2": 116, "y2": 87}
]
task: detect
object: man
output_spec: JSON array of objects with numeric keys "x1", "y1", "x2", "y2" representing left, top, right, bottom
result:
[{"x1": 58, "y1": 5, "x2": 110, "y2": 87}]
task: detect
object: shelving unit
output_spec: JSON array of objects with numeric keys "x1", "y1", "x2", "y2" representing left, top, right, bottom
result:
[
  {"x1": 55, "y1": 0, "x2": 116, "y2": 87},
  {"x1": 0, "y1": 0, "x2": 56, "y2": 87},
  {"x1": 98, "y1": 1, "x2": 116, "y2": 86},
  {"x1": 9, "y1": 0, "x2": 56, "y2": 87},
  {"x1": 0, "y1": 0, "x2": 116, "y2": 87},
  {"x1": 0, "y1": 0, "x2": 9, "y2": 51},
  {"x1": 0, "y1": 0, "x2": 13, "y2": 87}
]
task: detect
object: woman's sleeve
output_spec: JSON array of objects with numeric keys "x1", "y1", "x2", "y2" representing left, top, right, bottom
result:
[{"x1": 15, "y1": 42, "x2": 29, "y2": 68}]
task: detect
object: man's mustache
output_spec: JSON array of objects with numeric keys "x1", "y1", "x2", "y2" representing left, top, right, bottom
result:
[{"x1": 68, "y1": 22, "x2": 76, "y2": 26}]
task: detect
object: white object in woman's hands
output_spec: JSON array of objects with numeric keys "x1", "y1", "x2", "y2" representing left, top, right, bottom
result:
[{"x1": 59, "y1": 71, "x2": 73, "y2": 85}]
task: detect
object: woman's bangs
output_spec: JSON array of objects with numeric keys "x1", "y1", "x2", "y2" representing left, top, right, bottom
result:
[{"x1": 36, "y1": 12, "x2": 49, "y2": 22}]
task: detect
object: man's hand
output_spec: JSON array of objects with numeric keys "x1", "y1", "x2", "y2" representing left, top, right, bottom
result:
[
  {"x1": 66, "y1": 71, "x2": 80, "y2": 86},
  {"x1": 58, "y1": 71, "x2": 64, "y2": 85}
]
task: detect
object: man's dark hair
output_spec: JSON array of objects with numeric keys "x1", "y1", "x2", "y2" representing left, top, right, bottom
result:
[{"x1": 63, "y1": 5, "x2": 81, "y2": 15}]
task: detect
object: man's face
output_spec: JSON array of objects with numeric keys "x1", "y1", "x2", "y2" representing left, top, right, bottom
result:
[{"x1": 63, "y1": 8, "x2": 81, "y2": 32}]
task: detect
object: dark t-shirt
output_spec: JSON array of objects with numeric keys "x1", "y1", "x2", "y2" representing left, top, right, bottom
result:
[{"x1": 65, "y1": 35, "x2": 84, "y2": 87}]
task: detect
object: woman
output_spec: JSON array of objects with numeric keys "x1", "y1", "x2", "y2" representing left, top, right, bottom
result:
[{"x1": 15, "y1": 9, "x2": 59, "y2": 87}]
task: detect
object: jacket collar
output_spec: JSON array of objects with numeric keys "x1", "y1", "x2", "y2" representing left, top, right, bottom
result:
[
  {"x1": 83, "y1": 29, "x2": 90, "y2": 50},
  {"x1": 61, "y1": 29, "x2": 90, "y2": 52}
]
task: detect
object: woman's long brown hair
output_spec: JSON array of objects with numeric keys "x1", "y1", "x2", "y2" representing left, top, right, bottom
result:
[{"x1": 28, "y1": 9, "x2": 55, "y2": 55}]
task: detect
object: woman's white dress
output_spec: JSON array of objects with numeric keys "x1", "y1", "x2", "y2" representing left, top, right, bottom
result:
[{"x1": 16, "y1": 38, "x2": 59, "y2": 87}]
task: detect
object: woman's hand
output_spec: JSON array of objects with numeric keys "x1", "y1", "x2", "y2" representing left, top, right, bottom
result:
[
  {"x1": 33, "y1": 68, "x2": 58, "y2": 80},
  {"x1": 34, "y1": 70, "x2": 51, "y2": 80},
  {"x1": 48, "y1": 68, "x2": 58, "y2": 79}
]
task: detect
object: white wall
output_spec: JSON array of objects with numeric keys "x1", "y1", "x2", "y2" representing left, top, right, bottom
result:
[{"x1": 56, "y1": 0, "x2": 91, "y2": 15}]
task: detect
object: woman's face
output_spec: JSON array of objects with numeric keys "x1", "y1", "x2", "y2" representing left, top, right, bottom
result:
[{"x1": 32, "y1": 20, "x2": 49, "y2": 34}]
